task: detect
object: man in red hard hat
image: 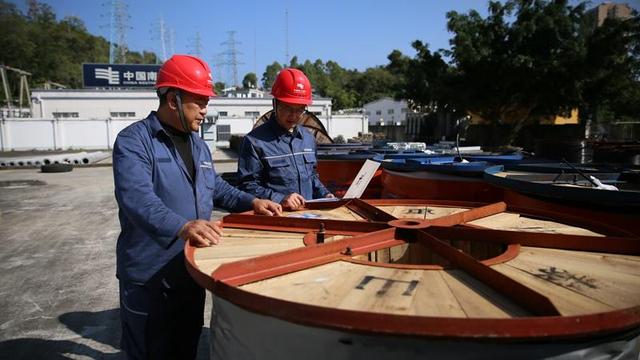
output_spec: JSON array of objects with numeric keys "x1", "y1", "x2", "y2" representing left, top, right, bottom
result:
[
  {"x1": 112, "y1": 54, "x2": 282, "y2": 359},
  {"x1": 238, "y1": 68, "x2": 334, "y2": 210}
]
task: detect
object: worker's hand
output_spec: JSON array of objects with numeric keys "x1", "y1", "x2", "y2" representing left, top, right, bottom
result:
[
  {"x1": 281, "y1": 193, "x2": 305, "y2": 210},
  {"x1": 325, "y1": 193, "x2": 336, "y2": 198},
  {"x1": 179, "y1": 220, "x2": 223, "y2": 247},
  {"x1": 252, "y1": 198, "x2": 283, "y2": 216}
]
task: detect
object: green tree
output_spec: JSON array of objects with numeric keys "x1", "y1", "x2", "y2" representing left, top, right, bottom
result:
[
  {"x1": 387, "y1": 41, "x2": 450, "y2": 113},
  {"x1": 214, "y1": 81, "x2": 226, "y2": 94},
  {"x1": 128, "y1": 51, "x2": 159, "y2": 64},
  {"x1": 444, "y1": 0, "x2": 588, "y2": 144},
  {"x1": 581, "y1": 14, "x2": 640, "y2": 129},
  {"x1": 0, "y1": 0, "x2": 155, "y2": 93},
  {"x1": 262, "y1": 61, "x2": 282, "y2": 90},
  {"x1": 242, "y1": 72, "x2": 257, "y2": 88},
  {"x1": 353, "y1": 66, "x2": 398, "y2": 106}
]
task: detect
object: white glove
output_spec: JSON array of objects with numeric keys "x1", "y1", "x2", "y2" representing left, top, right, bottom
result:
[{"x1": 589, "y1": 175, "x2": 619, "y2": 191}]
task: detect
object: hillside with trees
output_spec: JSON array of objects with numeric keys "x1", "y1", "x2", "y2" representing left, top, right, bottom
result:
[{"x1": 0, "y1": 0, "x2": 157, "y2": 97}]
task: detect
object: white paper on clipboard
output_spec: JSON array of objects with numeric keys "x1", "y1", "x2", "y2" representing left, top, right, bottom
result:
[{"x1": 306, "y1": 159, "x2": 381, "y2": 203}]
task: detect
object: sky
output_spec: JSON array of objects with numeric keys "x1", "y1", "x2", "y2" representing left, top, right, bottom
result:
[{"x1": 12, "y1": 0, "x2": 640, "y2": 86}]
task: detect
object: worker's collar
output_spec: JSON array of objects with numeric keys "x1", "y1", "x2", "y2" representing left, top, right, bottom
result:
[
  {"x1": 160, "y1": 120, "x2": 190, "y2": 139},
  {"x1": 149, "y1": 111, "x2": 193, "y2": 139},
  {"x1": 268, "y1": 113, "x2": 302, "y2": 139}
]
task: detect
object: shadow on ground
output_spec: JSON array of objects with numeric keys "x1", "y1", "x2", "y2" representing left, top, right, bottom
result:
[{"x1": 0, "y1": 308, "x2": 211, "y2": 359}]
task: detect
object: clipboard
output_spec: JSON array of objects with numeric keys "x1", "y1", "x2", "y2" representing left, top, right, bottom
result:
[{"x1": 307, "y1": 159, "x2": 381, "y2": 202}]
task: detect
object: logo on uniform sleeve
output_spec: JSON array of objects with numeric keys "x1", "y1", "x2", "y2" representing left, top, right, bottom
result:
[
  {"x1": 304, "y1": 148, "x2": 312, "y2": 152},
  {"x1": 200, "y1": 161, "x2": 212, "y2": 168}
]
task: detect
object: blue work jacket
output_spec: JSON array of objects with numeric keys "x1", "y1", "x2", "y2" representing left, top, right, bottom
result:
[
  {"x1": 113, "y1": 112, "x2": 255, "y2": 285},
  {"x1": 238, "y1": 115, "x2": 330, "y2": 203}
]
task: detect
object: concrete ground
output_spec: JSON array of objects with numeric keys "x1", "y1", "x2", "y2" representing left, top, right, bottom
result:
[{"x1": 0, "y1": 159, "x2": 238, "y2": 359}]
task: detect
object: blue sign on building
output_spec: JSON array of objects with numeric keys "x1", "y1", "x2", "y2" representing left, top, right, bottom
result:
[{"x1": 82, "y1": 63, "x2": 161, "y2": 88}]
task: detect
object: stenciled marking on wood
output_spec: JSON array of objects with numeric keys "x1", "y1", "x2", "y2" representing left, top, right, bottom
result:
[
  {"x1": 355, "y1": 275, "x2": 419, "y2": 296},
  {"x1": 534, "y1": 266, "x2": 597, "y2": 290},
  {"x1": 405, "y1": 207, "x2": 433, "y2": 215}
]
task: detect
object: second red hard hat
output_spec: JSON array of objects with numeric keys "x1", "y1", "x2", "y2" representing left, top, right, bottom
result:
[
  {"x1": 156, "y1": 54, "x2": 216, "y2": 97},
  {"x1": 271, "y1": 68, "x2": 312, "y2": 105}
]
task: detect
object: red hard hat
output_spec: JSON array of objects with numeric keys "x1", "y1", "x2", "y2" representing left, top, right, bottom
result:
[
  {"x1": 271, "y1": 68, "x2": 312, "y2": 105},
  {"x1": 156, "y1": 54, "x2": 216, "y2": 97}
]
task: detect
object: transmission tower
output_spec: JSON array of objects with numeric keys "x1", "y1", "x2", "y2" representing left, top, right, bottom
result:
[
  {"x1": 189, "y1": 32, "x2": 204, "y2": 58},
  {"x1": 152, "y1": 16, "x2": 169, "y2": 62},
  {"x1": 212, "y1": 54, "x2": 226, "y2": 87},
  {"x1": 103, "y1": 0, "x2": 130, "y2": 63},
  {"x1": 218, "y1": 31, "x2": 244, "y2": 88}
]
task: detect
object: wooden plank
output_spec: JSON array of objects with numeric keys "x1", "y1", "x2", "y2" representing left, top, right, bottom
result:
[
  {"x1": 407, "y1": 270, "x2": 467, "y2": 317},
  {"x1": 337, "y1": 266, "x2": 429, "y2": 315},
  {"x1": 492, "y1": 263, "x2": 614, "y2": 316},
  {"x1": 522, "y1": 246, "x2": 640, "y2": 275},
  {"x1": 194, "y1": 228, "x2": 305, "y2": 274},
  {"x1": 243, "y1": 263, "x2": 466, "y2": 317},
  {"x1": 221, "y1": 228, "x2": 304, "y2": 238},
  {"x1": 241, "y1": 261, "x2": 356, "y2": 308},
  {"x1": 377, "y1": 205, "x2": 467, "y2": 220},
  {"x1": 285, "y1": 207, "x2": 363, "y2": 221},
  {"x1": 499, "y1": 247, "x2": 640, "y2": 310},
  {"x1": 439, "y1": 270, "x2": 529, "y2": 318},
  {"x1": 194, "y1": 257, "x2": 246, "y2": 275},
  {"x1": 469, "y1": 213, "x2": 603, "y2": 236}
]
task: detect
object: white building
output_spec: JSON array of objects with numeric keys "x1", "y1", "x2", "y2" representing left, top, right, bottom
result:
[
  {"x1": 363, "y1": 97, "x2": 410, "y2": 126},
  {"x1": 0, "y1": 89, "x2": 368, "y2": 151}
]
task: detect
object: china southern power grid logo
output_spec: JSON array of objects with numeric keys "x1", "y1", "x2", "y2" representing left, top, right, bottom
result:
[{"x1": 94, "y1": 67, "x2": 120, "y2": 85}]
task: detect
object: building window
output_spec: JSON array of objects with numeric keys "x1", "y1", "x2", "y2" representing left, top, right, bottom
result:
[
  {"x1": 401, "y1": 108, "x2": 408, "y2": 113},
  {"x1": 375, "y1": 110, "x2": 382, "y2": 115},
  {"x1": 52, "y1": 112, "x2": 79, "y2": 118},
  {"x1": 110, "y1": 112, "x2": 136, "y2": 118},
  {"x1": 217, "y1": 124, "x2": 231, "y2": 141},
  {"x1": 244, "y1": 111, "x2": 260, "y2": 117},
  {"x1": 312, "y1": 111, "x2": 322, "y2": 116},
  {"x1": 388, "y1": 109, "x2": 395, "y2": 115},
  {"x1": 218, "y1": 111, "x2": 228, "y2": 117}
]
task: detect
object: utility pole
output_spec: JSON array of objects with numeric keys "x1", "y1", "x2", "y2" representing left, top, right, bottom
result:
[{"x1": 285, "y1": 6, "x2": 290, "y2": 66}]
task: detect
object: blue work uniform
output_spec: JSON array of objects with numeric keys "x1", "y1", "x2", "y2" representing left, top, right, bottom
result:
[
  {"x1": 113, "y1": 111, "x2": 255, "y2": 359},
  {"x1": 238, "y1": 114, "x2": 330, "y2": 203}
]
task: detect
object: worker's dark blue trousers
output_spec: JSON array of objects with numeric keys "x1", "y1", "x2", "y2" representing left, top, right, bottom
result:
[{"x1": 118, "y1": 279, "x2": 205, "y2": 360}]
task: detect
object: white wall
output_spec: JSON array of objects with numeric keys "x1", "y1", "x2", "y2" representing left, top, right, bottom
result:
[
  {"x1": 327, "y1": 115, "x2": 368, "y2": 140},
  {"x1": 216, "y1": 117, "x2": 255, "y2": 135},
  {"x1": 3, "y1": 89, "x2": 365, "y2": 150},
  {"x1": 31, "y1": 89, "x2": 158, "y2": 119},
  {"x1": 0, "y1": 117, "x2": 137, "y2": 151}
]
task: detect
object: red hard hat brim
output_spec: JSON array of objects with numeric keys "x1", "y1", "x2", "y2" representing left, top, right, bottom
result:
[
  {"x1": 274, "y1": 96, "x2": 312, "y2": 105},
  {"x1": 156, "y1": 82, "x2": 216, "y2": 97}
]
